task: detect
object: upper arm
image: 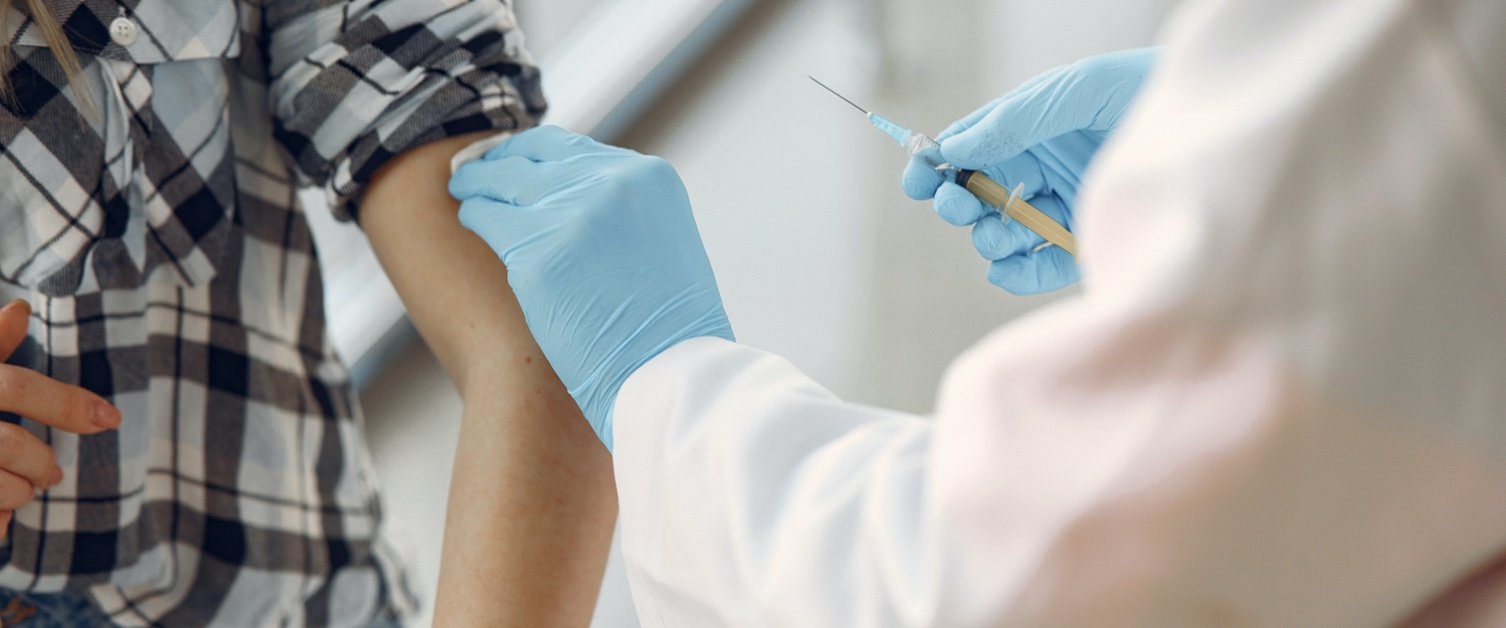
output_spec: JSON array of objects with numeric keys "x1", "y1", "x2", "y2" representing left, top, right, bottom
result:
[
  {"x1": 358, "y1": 132, "x2": 619, "y2": 626},
  {"x1": 358, "y1": 130, "x2": 522, "y2": 385}
]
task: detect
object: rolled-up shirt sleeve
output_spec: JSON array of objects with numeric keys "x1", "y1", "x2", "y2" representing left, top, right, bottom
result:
[{"x1": 265, "y1": 0, "x2": 546, "y2": 220}]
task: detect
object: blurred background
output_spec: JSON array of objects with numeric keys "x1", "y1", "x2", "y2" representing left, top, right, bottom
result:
[{"x1": 308, "y1": 0, "x2": 1179, "y2": 625}]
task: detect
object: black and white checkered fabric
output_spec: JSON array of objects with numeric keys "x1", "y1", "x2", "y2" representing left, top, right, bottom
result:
[{"x1": 0, "y1": 0, "x2": 544, "y2": 624}]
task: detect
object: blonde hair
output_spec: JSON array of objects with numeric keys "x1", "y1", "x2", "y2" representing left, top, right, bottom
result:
[{"x1": 0, "y1": 0, "x2": 87, "y2": 114}]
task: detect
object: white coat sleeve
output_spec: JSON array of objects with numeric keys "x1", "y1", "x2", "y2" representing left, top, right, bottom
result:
[
  {"x1": 613, "y1": 337, "x2": 953, "y2": 626},
  {"x1": 612, "y1": 0, "x2": 1506, "y2": 625}
]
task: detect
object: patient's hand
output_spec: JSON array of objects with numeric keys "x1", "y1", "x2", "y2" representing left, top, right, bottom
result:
[{"x1": 0, "y1": 300, "x2": 121, "y2": 537}]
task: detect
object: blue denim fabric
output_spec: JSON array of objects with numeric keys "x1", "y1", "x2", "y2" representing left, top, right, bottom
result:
[
  {"x1": 0, "y1": 589, "x2": 406, "y2": 626},
  {"x1": 0, "y1": 589, "x2": 109, "y2": 626}
]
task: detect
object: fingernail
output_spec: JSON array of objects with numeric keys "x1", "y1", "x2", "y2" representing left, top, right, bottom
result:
[
  {"x1": 92, "y1": 403, "x2": 121, "y2": 430},
  {"x1": 49, "y1": 466, "x2": 62, "y2": 486},
  {"x1": 4, "y1": 299, "x2": 29, "y2": 315}
]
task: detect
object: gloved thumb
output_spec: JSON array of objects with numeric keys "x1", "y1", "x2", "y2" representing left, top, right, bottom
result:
[
  {"x1": 940, "y1": 75, "x2": 1082, "y2": 169},
  {"x1": 942, "y1": 47, "x2": 1157, "y2": 169}
]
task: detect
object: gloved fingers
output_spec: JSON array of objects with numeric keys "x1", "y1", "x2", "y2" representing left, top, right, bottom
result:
[
  {"x1": 971, "y1": 212, "x2": 1042, "y2": 260},
  {"x1": 943, "y1": 48, "x2": 1156, "y2": 170},
  {"x1": 975, "y1": 181, "x2": 1074, "y2": 240},
  {"x1": 940, "y1": 80, "x2": 1079, "y2": 169},
  {"x1": 1054, "y1": 47, "x2": 1158, "y2": 131},
  {"x1": 985, "y1": 245, "x2": 1080, "y2": 295},
  {"x1": 935, "y1": 181, "x2": 992, "y2": 227},
  {"x1": 935, "y1": 157, "x2": 1054, "y2": 227},
  {"x1": 906, "y1": 67, "x2": 1074, "y2": 200},
  {"x1": 1021, "y1": 192, "x2": 1073, "y2": 232},
  {"x1": 931, "y1": 66, "x2": 1067, "y2": 143},
  {"x1": 986, "y1": 156, "x2": 1051, "y2": 202},
  {"x1": 456, "y1": 196, "x2": 524, "y2": 250},
  {"x1": 902, "y1": 158, "x2": 947, "y2": 201},
  {"x1": 940, "y1": 64, "x2": 1123, "y2": 170},
  {"x1": 974, "y1": 191, "x2": 1078, "y2": 291},
  {"x1": 1032, "y1": 129, "x2": 1100, "y2": 193},
  {"x1": 932, "y1": 94, "x2": 1008, "y2": 144},
  {"x1": 450, "y1": 156, "x2": 554, "y2": 206},
  {"x1": 456, "y1": 195, "x2": 572, "y2": 260},
  {"x1": 483, "y1": 125, "x2": 623, "y2": 163}
]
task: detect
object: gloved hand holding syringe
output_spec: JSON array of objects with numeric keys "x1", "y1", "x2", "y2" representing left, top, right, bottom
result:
[{"x1": 810, "y1": 77, "x2": 1077, "y2": 257}]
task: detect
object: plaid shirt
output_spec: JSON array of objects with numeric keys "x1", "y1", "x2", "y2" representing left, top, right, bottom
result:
[{"x1": 0, "y1": 0, "x2": 544, "y2": 624}]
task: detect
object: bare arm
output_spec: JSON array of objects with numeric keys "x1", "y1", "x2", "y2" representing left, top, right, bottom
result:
[{"x1": 360, "y1": 132, "x2": 617, "y2": 626}]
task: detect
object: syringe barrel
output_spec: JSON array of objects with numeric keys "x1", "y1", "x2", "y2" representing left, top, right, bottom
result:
[{"x1": 956, "y1": 169, "x2": 1078, "y2": 257}]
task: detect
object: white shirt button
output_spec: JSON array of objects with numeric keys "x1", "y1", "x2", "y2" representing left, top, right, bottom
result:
[{"x1": 109, "y1": 17, "x2": 138, "y2": 47}]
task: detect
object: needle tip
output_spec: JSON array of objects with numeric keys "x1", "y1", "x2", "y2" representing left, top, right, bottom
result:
[{"x1": 808, "y1": 76, "x2": 869, "y2": 114}]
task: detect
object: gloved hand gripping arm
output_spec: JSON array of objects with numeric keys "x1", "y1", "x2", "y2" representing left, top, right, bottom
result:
[{"x1": 449, "y1": 126, "x2": 735, "y2": 451}]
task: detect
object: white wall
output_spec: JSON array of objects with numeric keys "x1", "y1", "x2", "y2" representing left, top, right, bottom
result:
[{"x1": 979, "y1": 0, "x2": 1181, "y2": 92}]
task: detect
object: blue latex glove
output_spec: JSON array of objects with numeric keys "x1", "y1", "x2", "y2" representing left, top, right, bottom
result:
[
  {"x1": 449, "y1": 126, "x2": 734, "y2": 451},
  {"x1": 902, "y1": 47, "x2": 1158, "y2": 294}
]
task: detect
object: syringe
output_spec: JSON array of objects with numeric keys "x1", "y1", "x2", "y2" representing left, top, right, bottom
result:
[{"x1": 810, "y1": 77, "x2": 1077, "y2": 257}]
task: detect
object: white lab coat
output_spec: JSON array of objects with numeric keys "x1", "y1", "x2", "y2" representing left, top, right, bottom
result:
[{"x1": 611, "y1": 0, "x2": 1506, "y2": 624}]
